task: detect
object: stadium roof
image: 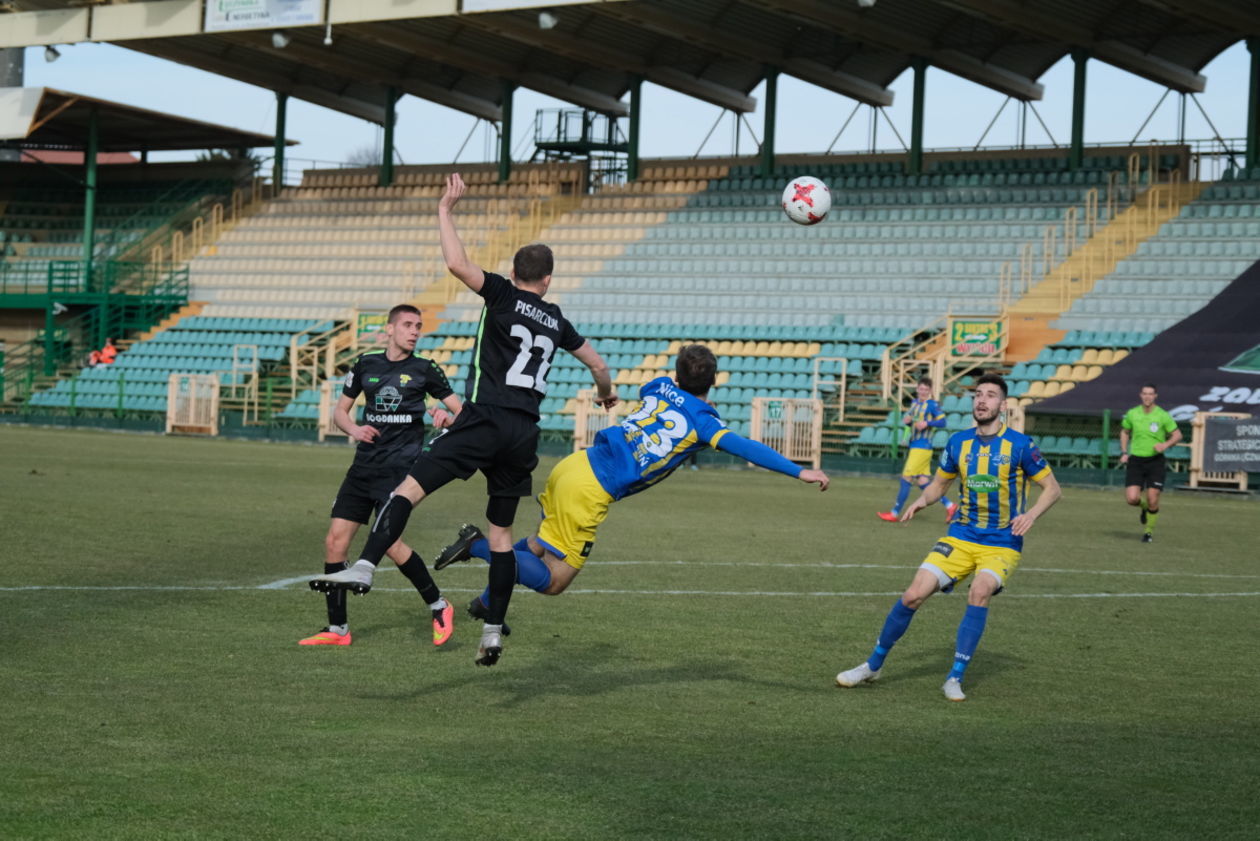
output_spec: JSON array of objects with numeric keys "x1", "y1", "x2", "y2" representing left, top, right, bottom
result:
[
  {"x1": 0, "y1": 86, "x2": 295, "y2": 151},
  {"x1": 0, "y1": 1, "x2": 1255, "y2": 124}
]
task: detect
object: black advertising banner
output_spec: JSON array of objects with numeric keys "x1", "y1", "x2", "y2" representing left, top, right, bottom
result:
[
  {"x1": 1033, "y1": 262, "x2": 1260, "y2": 421},
  {"x1": 1201, "y1": 417, "x2": 1260, "y2": 473}
]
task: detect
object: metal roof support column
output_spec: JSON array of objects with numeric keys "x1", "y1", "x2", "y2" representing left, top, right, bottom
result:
[
  {"x1": 1069, "y1": 49, "x2": 1088, "y2": 171},
  {"x1": 499, "y1": 81, "x2": 516, "y2": 184},
  {"x1": 760, "y1": 66, "x2": 779, "y2": 179},
  {"x1": 273, "y1": 92, "x2": 288, "y2": 192},
  {"x1": 1248, "y1": 38, "x2": 1260, "y2": 171},
  {"x1": 82, "y1": 106, "x2": 99, "y2": 305},
  {"x1": 628, "y1": 75, "x2": 643, "y2": 182},
  {"x1": 909, "y1": 57, "x2": 927, "y2": 175},
  {"x1": 380, "y1": 86, "x2": 398, "y2": 187}
]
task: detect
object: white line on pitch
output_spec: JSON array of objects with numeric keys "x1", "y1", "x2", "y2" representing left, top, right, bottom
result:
[{"x1": 1, "y1": 585, "x2": 1258, "y2": 599}]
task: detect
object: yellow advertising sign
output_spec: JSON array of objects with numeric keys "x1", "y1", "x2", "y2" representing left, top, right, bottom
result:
[
  {"x1": 356, "y1": 312, "x2": 388, "y2": 343},
  {"x1": 949, "y1": 318, "x2": 1003, "y2": 357}
]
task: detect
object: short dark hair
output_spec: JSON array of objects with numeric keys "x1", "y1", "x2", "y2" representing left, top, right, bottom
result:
[
  {"x1": 388, "y1": 304, "x2": 421, "y2": 324},
  {"x1": 513, "y1": 243, "x2": 554, "y2": 284},
  {"x1": 975, "y1": 372, "x2": 1008, "y2": 397},
  {"x1": 676, "y1": 344, "x2": 717, "y2": 396},
  {"x1": 1141, "y1": 382, "x2": 1158, "y2": 392},
  {"x1": 917, "y1": 376, "x2": 933, "y2": 388}
]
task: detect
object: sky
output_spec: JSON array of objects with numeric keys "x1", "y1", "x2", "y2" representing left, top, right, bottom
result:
[{"x1": 19, "y1": 37, "x2": 1252, "y2": 179}]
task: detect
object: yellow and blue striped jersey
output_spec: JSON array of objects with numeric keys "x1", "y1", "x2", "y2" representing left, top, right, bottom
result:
[
  {"x1": 905, "y1": 398, "x2": 947, "y2": 449},
  {"x1": 937, "y1": 424, "x2": 1052, "y2": 550},
  {"x1": 586, "y1": 377, "x2": 802, "y2": 500}
]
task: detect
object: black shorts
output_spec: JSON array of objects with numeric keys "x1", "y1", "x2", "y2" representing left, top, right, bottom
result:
[
  {"x1": 330, "y1": 463, "x2": 408, "y2": 524},
  {"x1": 1125, "y1": 454, "x2": 1167, "y2": 490},
  {"x1": 409, "y1": 402, "x2": 540, "y2": 498}
]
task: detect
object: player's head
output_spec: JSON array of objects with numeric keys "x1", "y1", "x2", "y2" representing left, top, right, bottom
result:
[
  {"x1": 512, "y1": 243, "x2": 554, "y2": 291},
  {"x1": 972, "y1": 372, "x2": 1007, "y2": 425},
  {"x1": 1140, "y1": 383, "x2": 1157, "y2": 407},
  {"x1": 916, "y1": 376, "x2": 933, "y2": 400},
  {"x1": 675, "y1": 344, "x2": 717, "y2": 397},
  {"x1": 385, "y1": 304, "x2": 422, "y2": 352}
]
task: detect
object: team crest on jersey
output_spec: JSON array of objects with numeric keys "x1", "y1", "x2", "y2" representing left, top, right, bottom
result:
[
  {"x1": 343, "y1": 372, "x2": 353, "y2": 388},
  {"x1": 400, "y1": 374, "x2": 412, "y2": 386},
  {"x1": 375, "y1": 386, "x2": 403, "y2": 412}
]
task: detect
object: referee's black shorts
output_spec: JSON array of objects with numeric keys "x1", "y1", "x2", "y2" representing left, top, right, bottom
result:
[
  {"x1": 409, "y1": 402, "x2": 540, "y2": 499},
  {"x1": 331, "y1": 463, "x2": 409, "y2": 523},
  {"x1": 1125, "y1": 453, "x2": 1167, "y2": 490}
]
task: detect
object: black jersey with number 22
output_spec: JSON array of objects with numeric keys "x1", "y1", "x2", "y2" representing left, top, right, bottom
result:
[{"x1": 466, "y1": 271, "x2": 583, "y2": 418}]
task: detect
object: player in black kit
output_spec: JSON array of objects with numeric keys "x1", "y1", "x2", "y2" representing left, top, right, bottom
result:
[
  {"x1": 311, "y1": 173, "x2": 617, "y2": 667},
  {"x1": 303, "y1": 304, "x2": 464, "y2": 648}
]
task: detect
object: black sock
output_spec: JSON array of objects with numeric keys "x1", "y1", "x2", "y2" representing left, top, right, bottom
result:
[
  {"x1": 398, "y1": 551, "x2": 441, "y2": 605},
  {"x1": 485, "y1": 550, "x2": 516, "y2": 625},
  {"x1": 325, "y1": 562, "x2": 348, "y2": 627},
  {"x1": 360, "y1": 496, "x2": 413, "y2": 566}
]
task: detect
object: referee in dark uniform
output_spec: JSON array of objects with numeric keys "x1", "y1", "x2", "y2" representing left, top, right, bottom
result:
[
  {"x1": 312, "y1": 173, "x2": 617, "y2": 666},
  {"x1": 304, "y1": 304, "x2": 464, "y2": 647}
]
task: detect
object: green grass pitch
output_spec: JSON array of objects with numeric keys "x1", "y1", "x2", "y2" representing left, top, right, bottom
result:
[{"x1": 2, "y1": 427, "x2": 1257, "y2": 840}]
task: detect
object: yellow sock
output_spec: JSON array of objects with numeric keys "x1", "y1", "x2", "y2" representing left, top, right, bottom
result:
[{"x1": 1146, "y1": 511, "x2": 1159, "y2": 534}]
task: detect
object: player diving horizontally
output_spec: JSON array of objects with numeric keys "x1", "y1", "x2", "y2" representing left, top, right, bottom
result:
[
  {"x1": 431, "y1": 343, "x2": 830, "y2": 628},
  {"x1": 836, "y1": 373, "x2": 1061, "y2": 701}
]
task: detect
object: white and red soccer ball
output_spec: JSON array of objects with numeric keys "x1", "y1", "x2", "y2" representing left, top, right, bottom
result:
[{"x1": 781, "y1": 176, "x2": 831, "y2": 225}]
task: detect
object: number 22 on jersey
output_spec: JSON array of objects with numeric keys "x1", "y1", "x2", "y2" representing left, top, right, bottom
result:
[{"x1": 505, "y1": 324, "x2": 556, "y2": 393}]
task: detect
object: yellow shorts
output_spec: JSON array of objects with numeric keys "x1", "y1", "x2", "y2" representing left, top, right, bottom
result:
[
  {"x1": 901, "y1": 447, "x2": 933, "y2": 479},
  {"x1": 919, "y1": 536, "x2": 1021, "y2": 593},
  {"x1": 535, "y1": 450, "x2": 614, "y2": 571}
]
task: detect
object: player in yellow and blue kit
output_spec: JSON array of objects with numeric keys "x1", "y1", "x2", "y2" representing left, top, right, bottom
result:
[
  {"x1": 838, "y1": 373, "x2": 1061, "y2": 701},
  {"x1": 877, "y1": 377, "x2": 958, "y2": 523},
  {"x1": 432, "y1": 344, "x2": 829, "y2": 629}
]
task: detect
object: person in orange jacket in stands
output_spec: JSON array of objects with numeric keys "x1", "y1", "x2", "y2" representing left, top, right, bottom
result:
[{"x1": 98, "y1": 338, "x2": 118, "y2": 365}]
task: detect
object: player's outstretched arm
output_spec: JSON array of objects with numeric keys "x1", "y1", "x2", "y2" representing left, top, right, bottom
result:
[
  {"x1": 798, "y1": 468, "x2": 830, "y2": 492},
  {"x1": 1010, "y1": 472, "x2": 1061, "y2": 536},
  {"x1": 714, "y1": 431, "x2": 807, "y2": 482},
  {"x1": 437, "y1": 173, "x2": 486, "y2": 293},
  {"x1": 900, "y1": 473, "x2": 953, "y2": 522},
  {"x1": 570, "y1": 340, "x2": 618, "y2": 409}
]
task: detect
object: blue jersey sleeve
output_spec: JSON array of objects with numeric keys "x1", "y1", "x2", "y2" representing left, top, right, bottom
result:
[
  {"x1": 1021, "y1": 437, "x2": 1052, "y2": 482},
  {"x1": 926, "y1": 399, "x2": 946, "y2": 428},
  {"x1": 713, "y1": 431, "x2": 803, "y2": 479}
]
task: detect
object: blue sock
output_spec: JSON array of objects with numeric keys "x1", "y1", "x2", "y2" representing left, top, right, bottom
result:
[
  {"x1": 948, "y1": 605, "x2": 989, "y2": 681},
  {"x1": 941, "y1": 493, "x2": 954, "y2": 509},
  {"x1": 867, "y1": 600, "x2": 917, "y2": 670},
  {"x1": 477, "y1": 542, "x2": 553, "y2": 602},
  {"x1": 892, "y1": 478, "x2": 913, "y2": 514}
]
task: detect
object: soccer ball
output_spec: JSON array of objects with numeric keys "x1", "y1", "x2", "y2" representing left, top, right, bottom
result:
[{"x1": 781, "y1": 176, "x2": 831, "y2": 225}]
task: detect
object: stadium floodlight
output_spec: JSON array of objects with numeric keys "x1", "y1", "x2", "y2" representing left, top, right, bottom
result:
[
  {"x1": 857, "y1": 0, "x2": 877, "y2": 8},
  {"x1": 271, "y1": 30, "x2": 291, "y2": 49},
  {"x1": 44, "y1": 45, "x2": 61, "y2": 63},
  {"x1": 538, "y1": 12, "x2": 559, "y2": 30}
]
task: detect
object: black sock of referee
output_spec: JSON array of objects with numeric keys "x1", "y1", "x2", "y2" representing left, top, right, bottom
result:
[
  {"x1": 325, "y1": 562, "x2": 348, "y2": 628},
  {"x1": 397, "y1": 551, "x2": 441, "y2": 605},
  {"x1": 360, "y1": 495, "x2": 413, "y2": 566},
  {"x1": 485, "y1": 550, "x2": 517, "y2": 626}
]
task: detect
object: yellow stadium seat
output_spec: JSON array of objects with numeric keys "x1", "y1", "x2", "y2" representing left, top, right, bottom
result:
[
  {"x1": 1080, "y1": 348, "x2": 1099, "y2": 364},
  {"x1": 1026, "y1": 381, "x2": 1047, "y2": 398},
  {"x1": 1084, "y1": 365, "x2": 1103, "y2": 381},
  {"x1": 1052, "y1": 364, "x2": 1073, "y2": 381},
  {"x1": 1069, "y1": 365, "x2": 1088, "y2": 381}
]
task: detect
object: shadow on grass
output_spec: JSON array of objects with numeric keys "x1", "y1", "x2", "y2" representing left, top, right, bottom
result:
[{"x1": 351, "y1": 637, "x2": 799, "y2": 706}]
